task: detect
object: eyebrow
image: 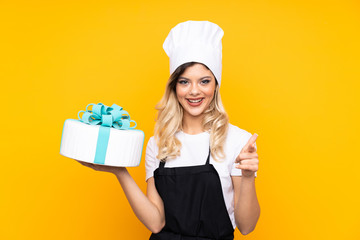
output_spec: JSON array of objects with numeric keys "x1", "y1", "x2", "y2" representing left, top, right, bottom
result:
[{"x1": 178, "y1": 76, "x2": 212, "y2": 80}]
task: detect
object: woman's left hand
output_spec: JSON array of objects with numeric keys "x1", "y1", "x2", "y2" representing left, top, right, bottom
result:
[{"x1": 235, "y1": 133, "x2": 259, "y2": 178}]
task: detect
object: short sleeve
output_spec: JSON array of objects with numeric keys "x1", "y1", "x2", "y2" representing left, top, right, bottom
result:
[
  {"x1": 145, "y1": 136, "x2": 159, "y2": 181},
  {"x1": 230, "y1": 132, "x2": 258, "y2": 178}
]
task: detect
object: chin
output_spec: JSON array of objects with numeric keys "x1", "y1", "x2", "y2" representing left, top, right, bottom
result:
[{"x1": 186, "y1": 109, "x2": 206, "y2": 117}]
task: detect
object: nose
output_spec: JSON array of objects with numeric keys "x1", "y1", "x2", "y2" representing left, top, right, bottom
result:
[{"x1": 189, "y1": 82, "x2": 200, "y2": 96}]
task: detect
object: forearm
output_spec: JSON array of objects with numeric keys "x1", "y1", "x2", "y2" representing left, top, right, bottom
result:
[
  {"x1": 234, "y1": 175, "x2": 260, "y2": 235},
  {"x1": 114, "y1": 169, "x2": 164, "y2": 232}
]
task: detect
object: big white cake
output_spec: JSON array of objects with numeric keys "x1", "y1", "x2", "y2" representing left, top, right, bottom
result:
[{"x1": 60, "y1": 103, "x2": 145, "y2": 167}]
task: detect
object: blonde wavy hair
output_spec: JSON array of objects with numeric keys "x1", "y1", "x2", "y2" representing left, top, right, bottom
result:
[{"x1": 154, "y1": 62, "x2": 229, "y2": 162}]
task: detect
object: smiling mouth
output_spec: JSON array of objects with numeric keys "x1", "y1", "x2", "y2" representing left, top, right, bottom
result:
[{"x1": 186, "y1": 98, "x2": 204, "y2": 105}]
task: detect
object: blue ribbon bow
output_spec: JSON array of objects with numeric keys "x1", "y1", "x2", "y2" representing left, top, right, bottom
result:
[{"x1": 77, "y1": 103, "x2": 137, "y2": 164}]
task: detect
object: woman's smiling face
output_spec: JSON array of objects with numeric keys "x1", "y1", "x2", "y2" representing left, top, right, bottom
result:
[{"x1": 176, "y1": 63, "x2": 216, "y2": 119}]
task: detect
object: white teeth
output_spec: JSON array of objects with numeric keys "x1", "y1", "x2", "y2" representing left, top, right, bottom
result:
[{"x1": 188, "y1": 99, "x2": 202, "y2": 103}]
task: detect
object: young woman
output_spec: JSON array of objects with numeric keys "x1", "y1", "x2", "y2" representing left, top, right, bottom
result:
[{"x1": 78, "y1": 21, "x2": 260, "y2": 239}]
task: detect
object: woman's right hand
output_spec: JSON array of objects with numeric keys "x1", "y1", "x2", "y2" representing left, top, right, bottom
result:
[{"x1": 76, "y1": 160, "x2": 126, "y2": 175}]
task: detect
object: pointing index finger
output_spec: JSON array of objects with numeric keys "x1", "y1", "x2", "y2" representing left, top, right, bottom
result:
[{"x1": 241, "y1": 133, "x2": 258, "y2": 153}]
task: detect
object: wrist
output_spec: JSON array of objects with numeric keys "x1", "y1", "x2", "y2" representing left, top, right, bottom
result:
[
  {"x1": 113, "y1": 167, "x2": 128, "y2": 177},
  {"x1": 241, "y1": 173, "x2": 255, "y2": 180}
]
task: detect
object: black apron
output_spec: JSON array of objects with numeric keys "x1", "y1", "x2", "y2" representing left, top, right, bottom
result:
[{"x1": 149, "y1": 148, "x2": 234, "y2": 240}]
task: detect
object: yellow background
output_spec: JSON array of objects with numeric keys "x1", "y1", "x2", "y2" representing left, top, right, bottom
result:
[{"x1": 1, "y1": 0, "x2": 359, "y2": 239}]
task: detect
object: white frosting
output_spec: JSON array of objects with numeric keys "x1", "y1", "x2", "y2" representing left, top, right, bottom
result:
[{"x1": 60, "y1": 119, "x2": 144, "y2": 167}]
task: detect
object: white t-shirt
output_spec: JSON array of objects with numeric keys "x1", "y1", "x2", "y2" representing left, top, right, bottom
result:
[{"x1": 145, "y1": 123, "x2": 257, "y2": 229}]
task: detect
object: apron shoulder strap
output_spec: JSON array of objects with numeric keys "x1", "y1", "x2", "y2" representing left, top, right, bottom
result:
[
  {"x1": 159, "y1": 160, "x2": 166, "y2": 169},
  {"x1": 206, "y1": 148, "x2": 211, "y2": 165}
]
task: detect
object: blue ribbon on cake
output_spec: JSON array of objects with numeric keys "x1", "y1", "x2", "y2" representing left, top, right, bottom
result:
[{"x1": 77, "y1": 103, "x2": 137, "y2": 165}]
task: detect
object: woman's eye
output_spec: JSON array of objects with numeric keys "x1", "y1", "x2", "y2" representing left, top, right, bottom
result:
[
  {"x1": 201, "y1": 80, "x2": 210, "y2": 84},
  {"x1": 178, "y1": 80, "x2": 188, "y2": 84}
]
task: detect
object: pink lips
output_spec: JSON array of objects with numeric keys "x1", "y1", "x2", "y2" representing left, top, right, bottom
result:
[{"x1": 186, "y1": 98, "x2": 204, "y2": 107}]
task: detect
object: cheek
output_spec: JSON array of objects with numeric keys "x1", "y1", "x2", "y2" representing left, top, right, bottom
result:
[
  {"x1": 204, "y1": 82, "x2": 216, "y2": 99},
  {"x1": 175, "y1": 92, "x2": 184, "y2": 106},
  {"x1": 176, "y1": 87, "x2": 187, "y2": 99},
  {"x1": 176, "y1": 94, "x2": 182, "y2": 104},
  {"x1": 204, "y1": 89, "x2": 215, "y2": 99}
]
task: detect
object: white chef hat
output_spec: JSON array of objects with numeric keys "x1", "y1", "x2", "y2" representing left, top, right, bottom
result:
[{"x1": 163, "y1": 20, "x2": 224, "y2": 86}]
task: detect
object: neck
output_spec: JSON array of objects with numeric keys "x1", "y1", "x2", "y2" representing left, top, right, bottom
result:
[{"x1": 182, "y1": 112, "x2": 205, "y2": 134}]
